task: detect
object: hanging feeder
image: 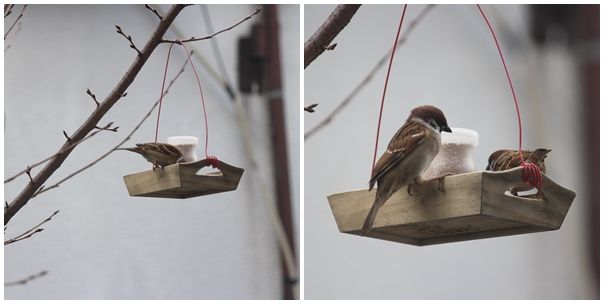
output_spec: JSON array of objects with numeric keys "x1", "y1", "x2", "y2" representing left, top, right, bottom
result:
[
  {"x1": 124, "y1": 158, "x2": 244, "y2": 198},
  {"x1": 328, "y1": 167, "x2": 575, "y2": 246},
  {"x1": 122, "y1": 40, "x2": 244, "y2": 198},
  {"x1": 326, "y1": 5, "x2": 576, "y2": 244}
]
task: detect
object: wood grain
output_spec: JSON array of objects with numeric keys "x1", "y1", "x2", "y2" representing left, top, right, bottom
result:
[
  {"x1": 124, "y1": 159, "x2": 244, "y2": 199},
  {"x1": 328, "y1": 168, "x2": 576, "y2": 246}
]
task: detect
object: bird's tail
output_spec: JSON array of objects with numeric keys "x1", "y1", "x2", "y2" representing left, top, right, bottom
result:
[
  {"x1": 360, "y1": 188, "x2": 387, "y2": 236},
  {"x1": 115, "y1": 147, "x2": 138, "y2": 152}
]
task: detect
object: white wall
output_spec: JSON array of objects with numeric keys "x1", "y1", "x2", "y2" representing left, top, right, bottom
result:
[
  {"x1": 4, "y1": 4, "x2": 299, "y2": 299},
  {"x1": 304, "y1": 4, "x2": 596, "y2": 299}
]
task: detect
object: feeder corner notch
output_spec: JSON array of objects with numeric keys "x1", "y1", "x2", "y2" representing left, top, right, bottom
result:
[
  {"x1": 123, "y1": 158, "x2": 244, "y2": 199},
  {"x1": 327, "y1": 167, "x2": 576, "y2": 246}
]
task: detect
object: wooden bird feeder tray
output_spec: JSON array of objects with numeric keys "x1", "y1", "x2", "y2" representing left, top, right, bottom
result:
[
  {"x1": 328, "y1": 167, "x2": 575, "y2": 246},
  {"x1": 123, "y1": 159, "x2": 244, "y2": 199}
]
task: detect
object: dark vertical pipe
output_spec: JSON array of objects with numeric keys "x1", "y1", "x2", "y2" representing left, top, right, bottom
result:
[
  {"x1": 531, "y1": 4, "x2": 600, "y2": 296},
  {"x1": 575, "y1": 5, "x2": 600, "y2": 294},
  {"x1": 262, "y1": 5, "x2": 296, "y2": 300}
]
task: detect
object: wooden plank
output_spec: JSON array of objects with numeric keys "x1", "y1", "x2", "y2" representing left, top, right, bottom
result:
[
  {"x1": 123, "y1": 165, "x2": 182, "y2": 196},
  {"x1": 327, "y1": 167, "x2": 576, "y2": 245},
  {"x1": 482, "y1": 169, "x2": 576, "y2": 229},
  {"x1": 123, "y1": 159, "x2": 244, "y2": 198},
  {"x1": 328, "y1": 172, "x2": 483, "y2": 233}
]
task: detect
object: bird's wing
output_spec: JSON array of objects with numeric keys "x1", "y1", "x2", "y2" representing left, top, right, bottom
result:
[
  {"x1": 156, "y1": 143, "x2": 183, "y2": 157},
  {"x1": 369, "y1": 120, "x2": 429, "y2": 190}
]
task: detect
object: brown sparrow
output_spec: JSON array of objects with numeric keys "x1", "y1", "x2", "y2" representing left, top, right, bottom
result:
[
  {"x1": 486, "y1": 148, "x2": 551, "y2": 196},
  {"x1": 361, "y1": 105, "x2": 452, "y2": 235},
  {"x1": 118, "y1": 142, "x2": 184, "y2": 168}
]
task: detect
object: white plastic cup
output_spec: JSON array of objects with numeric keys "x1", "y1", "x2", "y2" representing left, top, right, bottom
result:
[
  {"x1": 167, "y1": 136, "x2": 199, "y2": 163},
  {"x1": 422, "y1": 128, "x2": 479, "y2": 180}
]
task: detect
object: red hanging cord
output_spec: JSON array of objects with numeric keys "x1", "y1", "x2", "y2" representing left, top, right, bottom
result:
[
  {"x1": 371, "y1": 4, "x2": 408, "y2": 176},
  {"x1": 476, "y1": 4, "x2": 542, "y2": 191},
  {"x1": 155, "y1": 43, "x2": 175, "y2": 143},
  {"x1": 154, "y1": 40, "x2": 219, "y2": 168}
]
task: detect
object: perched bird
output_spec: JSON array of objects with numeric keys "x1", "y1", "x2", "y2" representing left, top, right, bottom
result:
[
  {"x1": 118, "y1": 142, "x2": 183, "y2": 168},
  {"x1": 361, "y1": 105, "x2": 452, "y2": 236},
  {"x1": 486, "y1": 148, "x2": 551, "y2": 196}
]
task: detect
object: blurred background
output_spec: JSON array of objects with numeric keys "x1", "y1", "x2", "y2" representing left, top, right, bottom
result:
[
  {"x1": 4, "y1": 4, "x2": 299, "y2": 299},
  {"x1": 305, "y1": 4, "x2": 598, "y2": 300}
]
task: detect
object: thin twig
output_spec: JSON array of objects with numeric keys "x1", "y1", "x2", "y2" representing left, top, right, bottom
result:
[
  {"x1": 305, "y1": 4, "x2": 436, "y2": 140},
  {"x1": 5, "y1": 5, "x2": 188, "y2": 225},
  {"x1": 161, "y1": 8, "x2": 262, "y2": 44},
  {"x1": 33, "y1": 54, "x2": 190, "y2": 197},
  {"x1": 4, "y1": 4, "x2": 27, "y2": 40},
  {"x1": 4, "y1": 21, "x2": 21, "y2": 51},
  {"x1": 115, "y1": 25, "x2": 142, "y2": 55},
  {"x1": 4, "y1": 4, "x2": 15, "y2": 18},
  {"x1": 5, "y1": 122, "x2": 115, "y2": 184},
  {"x1": 325, "y1": 43, "x2": 337, "y2": 51},
  {"x1": 304, "y1": 5, "x2": 361, "y2": 68},
  {"x1": 86, "y1": 88, "x2": 99, "y2": 106},
  {"x1": 304, "y1": 103, "x2": 318, "y2": 113},
  {"x1": 144, "y1": 4, "x2": 163, "y2": 20},
  {"x1": 5, "y1": 210, "x2": 59, "y2": 245},
  {"x1": 5, "y1": 271, "x2": 48, "y2": 286},
  {"x1": 62, "y1": 130, "x2": 72, "y2": 142},
  {"x1": 94, "y1": 125, "x2": 119, "y2": 132},
  {"x1": 24, "y1": 166, "x2": 34, "y2": 182},
  {"x1": 200, "y1": 4, "x2": 236, "y2": 100}
]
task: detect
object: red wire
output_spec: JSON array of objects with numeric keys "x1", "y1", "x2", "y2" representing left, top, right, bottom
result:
[
  {"x1": 155, "y1": 43, "x2": 176, "y2": 143},
  {"x1": 477, "y1": 4, "x2": 542, "y2": 190},
  {"x1": 476, "y1": 4, "x2": 523, "y2": 162},
  {"x1": 154, "y1": 41, "x2": 216, "y2": 167},
  {"x1": 371, "y1": 4, "x2": 408, "y2": 176},
  {"x1": 178, "y1": 41, "x2": 211, "y2": 159}
]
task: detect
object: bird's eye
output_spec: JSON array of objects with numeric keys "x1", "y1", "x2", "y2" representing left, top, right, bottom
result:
[{"x1": 429, "y1": 119, "x2": 439, "y2": 130}]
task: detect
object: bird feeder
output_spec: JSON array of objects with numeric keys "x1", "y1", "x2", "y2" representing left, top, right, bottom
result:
[
  {"x1": 123, "y1": 158, "x2": 244, "y2": 199},
  {"x1": 327, "y1": 167, "x2": 575, "y2": 246}
]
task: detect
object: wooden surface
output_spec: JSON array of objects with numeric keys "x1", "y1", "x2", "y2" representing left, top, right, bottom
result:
[
  {"x1": 123, "y1": 159, "x2": 244, "y2": 199},
  {"x1": 327, "y1": 168, "x2": 576, "y2": 246}
]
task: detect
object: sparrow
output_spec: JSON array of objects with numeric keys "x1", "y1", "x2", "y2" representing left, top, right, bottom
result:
[
  {"x1": 361, "y1": 105, "x2": 452, "y2": 236},
  {"x1": 486, "y1": 148, "x2": 551, "y2": 196},
  {"x1": 117, "y1": 142, "x2": 184, "y2": 168}
]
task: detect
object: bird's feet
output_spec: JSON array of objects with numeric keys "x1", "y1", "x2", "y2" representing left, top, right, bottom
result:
[
  {"x1": 407, "y1": 183, "x2": 415, "y2": 196},
  {"x1": 407, "y1": 178, "x2": 423, "y2": 196},
  {"x1": 422, "y1": 173, "x2": 453, "y2": 192}
]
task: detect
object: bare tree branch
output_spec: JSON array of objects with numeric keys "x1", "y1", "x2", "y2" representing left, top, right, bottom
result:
[
  {"x1": 33, "y1": 54, "x2": 190, "y2": 198},
  {"x1": 86, "y1": 88, "x2": 99, "y2": 107},
  {"x1": 4, "y1": 21, "x2": 21, "y2": 51},
  {"x1": 5, "y1": 210, "x2": 59, "y2": 245},
  {"x1": 304, "y1": 4, "x2": 361, "y2": 68},
  {"x1": 5, "y1": 271, "x2": 48, "y2": 286},
  {"x1": 5, "y1": 122, "x2": 116, "y2": 184},
  {"x1": 161, "y1": 8, "x2": 262, "y2": 44},
  {"x1": 145, "y1": 4, "x2": 163, "y2": 20},
  {"x1": 4, "y1": 4, "x2": 27, "y2": 40},
  {"x1": 305, "y1": 5, "x2": 436, "y2": 140},
  {"x1": 62, "y1": 130, "x2": 72, "y2": 143},
  {"x1": 94, "y1": 124, "x2": 119, "y2": 132},
  {"x1": 4, "y1": 5, "x2": 187, "y2": 225},
  {"x1": 115, "y1": 25, "x2": 142, "y2": 56},
  {"x1": 304, "y1": 103, "x2": 318, "y2": 113},
  {"x1": 4, "y1": 4, "x2": 15, "y2": 18}
]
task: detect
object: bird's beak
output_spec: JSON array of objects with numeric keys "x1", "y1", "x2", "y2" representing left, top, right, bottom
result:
[{"x1": 441, "y1": 126, "x2": 452, "y2": 133}]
